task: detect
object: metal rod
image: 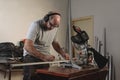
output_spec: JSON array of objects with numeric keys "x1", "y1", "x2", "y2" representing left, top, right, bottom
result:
[
  {"x1": 10, "y1": 60, "x2": 69, "y2": 68},
  {"x1": 68, "y1": 0, "x2": 72, "y2": 61},
  {"x1": 104, "y1": 28, "x2": 106, "y2": 57}
]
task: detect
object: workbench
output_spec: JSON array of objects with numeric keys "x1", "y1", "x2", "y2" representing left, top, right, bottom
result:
[
  {"x1": 36, "y1": 66, "x2": 108, "y2": 80},
  {"x1": 0, "y1": 58, "x2": 108, "y2": 80}
]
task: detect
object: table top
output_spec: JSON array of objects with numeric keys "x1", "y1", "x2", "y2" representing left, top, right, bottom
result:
[{"x1": 36, "y1": 66, "x2": 108, "y2": 78}]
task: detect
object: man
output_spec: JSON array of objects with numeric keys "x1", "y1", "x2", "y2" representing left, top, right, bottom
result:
[{"x1": 23, "y1": 11, "x2": 69, "y2": 80}]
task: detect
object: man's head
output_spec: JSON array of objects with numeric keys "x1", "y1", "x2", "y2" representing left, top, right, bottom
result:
[{"x1": 43, "y1": 11, "x2": 61, "y2": 30}]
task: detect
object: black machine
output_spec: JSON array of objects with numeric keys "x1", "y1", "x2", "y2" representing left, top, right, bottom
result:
[
  {"x1": 71, "y1": 25, "x2": 108, "y2": 69},
  {"x1": 71, "y1": 25, "x2": 89, "y2": 44}
]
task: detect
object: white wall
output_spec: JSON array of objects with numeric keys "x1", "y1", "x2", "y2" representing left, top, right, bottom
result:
[
  {"x1": 0, "y1": 0, "x2": 68, "y2": 80},
  {"x1": 71, "y1": 0, "x2": 120, "y2": 80}
]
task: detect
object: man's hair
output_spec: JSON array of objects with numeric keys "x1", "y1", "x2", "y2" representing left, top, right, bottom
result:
[{"x1": 43, "y1": 11, "x2": 61, "y2": 22}]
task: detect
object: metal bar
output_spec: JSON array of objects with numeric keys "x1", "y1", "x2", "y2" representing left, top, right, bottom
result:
[
  {"x1": 8, "y1": 69, "x2": 11, "y2": 80},
  {"x1": 10, "y1": 60, "x2": 69, "y2": 68},
  {"x1": 68, "y1": 0, "x2": 72, "y2": 61},
  {"x1": 104, "y1": 28, "x2": 107, "y2": 57}
]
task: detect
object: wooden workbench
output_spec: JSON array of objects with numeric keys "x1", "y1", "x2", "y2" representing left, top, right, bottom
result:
[{"x1": 36, "y1": 66, "x2": 108, "y2": 80}]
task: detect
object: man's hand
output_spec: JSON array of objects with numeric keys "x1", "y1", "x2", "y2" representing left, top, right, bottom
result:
[
  {"x1": 52, "y1": 41, "x2": 69, "y2": 60},
  {"x1": 42, "y1": 54, "x2": 55, "y2": 61},
  {"x1": 62, "y1": 53, "x2": 69, "y2": 60}
]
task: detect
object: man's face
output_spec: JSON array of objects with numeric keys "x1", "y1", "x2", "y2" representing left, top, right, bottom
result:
[{"x1": 47, "y1": 15, "x2": 61, "y2": 30}]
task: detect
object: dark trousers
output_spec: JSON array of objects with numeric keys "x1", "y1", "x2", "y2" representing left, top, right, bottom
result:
[{"x1": 23, "y1": 55, "x2": 49, "y2": 80}]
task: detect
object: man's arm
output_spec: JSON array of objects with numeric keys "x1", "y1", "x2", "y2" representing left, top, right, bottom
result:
[
  {"x1": 52, "y1": 41, "x2": 69, "y2": 60},
  {"x1": 24, "y1": 39, "x2": 55, "y2": 61}
]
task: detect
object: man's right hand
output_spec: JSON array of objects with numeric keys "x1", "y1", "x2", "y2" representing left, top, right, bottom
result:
[{"x1": 42, "y1": 54, "x2": 55, "y2": 61}]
